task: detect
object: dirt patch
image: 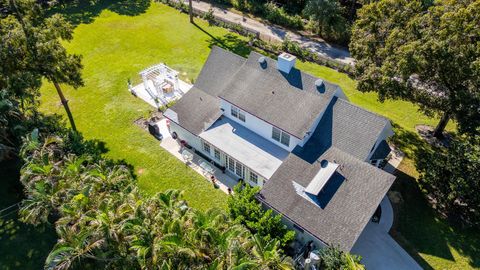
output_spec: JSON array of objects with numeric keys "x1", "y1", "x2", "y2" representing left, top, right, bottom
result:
[
  {"x1": 133, "y1": 111, "x2": 164, "y2": 130},
  {"x1": 134, "y1": 117, "x2": 149, "y2": 130},
  {"x1": 415, "y1": 125, "x2": 452, "y2": 148}
]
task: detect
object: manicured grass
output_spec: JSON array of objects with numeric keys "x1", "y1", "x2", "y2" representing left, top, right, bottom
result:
[
  {"x1": 40, "y1": 2, "x2": 234, "y2": 211},
  {"x1": 34, "y1": 1, "x2": 478, "y2": 269}
]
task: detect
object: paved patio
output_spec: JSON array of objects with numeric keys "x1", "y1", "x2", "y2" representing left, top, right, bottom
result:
[{"x1": 157, "y1": 119, "x2": 239, "y2": 194}]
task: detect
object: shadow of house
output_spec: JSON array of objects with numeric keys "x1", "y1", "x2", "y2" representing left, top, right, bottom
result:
[{"x1": 292, "y1": 97, "x2": 335, "y2": 164}]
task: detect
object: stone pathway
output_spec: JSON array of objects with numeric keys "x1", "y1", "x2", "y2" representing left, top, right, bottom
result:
[{"x1": 180, "y1": 0, "x2": 354, "y2": 65}]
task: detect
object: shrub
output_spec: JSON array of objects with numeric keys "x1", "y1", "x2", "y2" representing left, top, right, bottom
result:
[
  {"x1": 264, "y1": 2, "x2": 304, "y2": 30},
  {"x1": 228, "y1": 183, "x2": 295, "y2": 247},
  {"x1": 203, "y1": 8, "x2": 215, "y2": 25}
]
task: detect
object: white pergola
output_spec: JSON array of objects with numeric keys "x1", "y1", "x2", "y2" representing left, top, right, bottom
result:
[{"x1": 139, "y1": 63, "x2": 183, "y2": 106}]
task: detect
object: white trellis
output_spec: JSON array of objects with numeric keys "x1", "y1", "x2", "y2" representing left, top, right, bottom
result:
[{"x1": 138, "y1": 63, "x2": 184, "y2": 107}]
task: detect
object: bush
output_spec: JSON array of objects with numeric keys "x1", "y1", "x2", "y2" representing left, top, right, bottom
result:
[
  {"x1": 228, "y1": 183, "x2": 295, "y2": 247},
  {"x1": 203, "y1": 8, "x2": 215, "y2": 25},
  {"x1": 264, "y1": 2, "x2": 304, "y2": 30},
  {"x1": 320, "y1": 247, "x2": 364, "y2": 270}
]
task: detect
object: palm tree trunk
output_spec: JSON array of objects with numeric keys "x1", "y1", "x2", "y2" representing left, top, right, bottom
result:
[
  {"x1": 189, "y1": 0, "x2": 194, "y2": 23},
  {"x1": 433, "y1": 112, "x2": 450, "y2": 139},
  {"x1": 53, "y1": 81, "x2": 77, "y2": 131}
]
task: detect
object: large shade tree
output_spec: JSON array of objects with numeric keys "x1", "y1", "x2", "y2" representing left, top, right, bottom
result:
[
  {"x1": 350, "y1": 0, "x2": 480, "y2": 137},
  {"x1": 5, "y1": 0, "x2": 83, "y2": 131},
  {"x1": 416, "y1": 131, "x2": 480, "y2": 226}
]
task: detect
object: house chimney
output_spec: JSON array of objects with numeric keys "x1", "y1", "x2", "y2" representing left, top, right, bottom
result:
[{"x1": 277, "y1": 52, "x2": 296, "y2": 74}]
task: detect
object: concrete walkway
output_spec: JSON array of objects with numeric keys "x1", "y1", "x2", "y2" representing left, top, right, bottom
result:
[
  {"x1": 180, "y1": 0, "x2": 354, "y2": 65},
  {"x1": 157, "y1": 119, "x2": 238, "y2": 194}
]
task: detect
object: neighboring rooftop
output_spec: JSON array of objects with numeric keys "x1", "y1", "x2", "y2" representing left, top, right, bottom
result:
[
  {"x1": 259, "y1": 147, "x2": 396, "y2": 251},
  {"x1": 199, "y1": 116, "x2": 289, "y2": 179},
  {"x1": 219, "y1": 51, "x2": 340, "y2": 139}
]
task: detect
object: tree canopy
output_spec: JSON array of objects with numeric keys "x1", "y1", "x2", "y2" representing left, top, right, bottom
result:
[
  {"x1": 2, "y1": 0, "x2": 83, "y2": 131},
  {"x1": 350, "y1": 0, "x2": 480, "y2": 137},
  {"x1": 18, "y1": 127, "x2": 294, "y2": 269},
  {"x1": 416, "y1": 132, "x2": 480, "y2": 226}
]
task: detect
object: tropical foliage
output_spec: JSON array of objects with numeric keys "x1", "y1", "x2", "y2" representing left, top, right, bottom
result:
[
  {"x1": 319, "y1": 246, "x2": 364, "y2": 270},
  {"x1": 228, "y1": 184, "x2": 295, "y2": 248},
  {"x1": 19, "y1": 129, "x2": 294, "y2": 269}
]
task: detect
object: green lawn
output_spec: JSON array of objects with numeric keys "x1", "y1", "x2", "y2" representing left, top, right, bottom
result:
[{"x1": 30, "y1": 1, "x2": 479, "y2": 269}]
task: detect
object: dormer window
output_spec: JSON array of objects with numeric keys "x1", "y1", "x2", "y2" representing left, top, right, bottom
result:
[
  {"x1": 231, "y1": 106, "x2": 245, "y2": 122},
  {"x1": 272, "y1": 126, "x2": 290, "y2": 147}
]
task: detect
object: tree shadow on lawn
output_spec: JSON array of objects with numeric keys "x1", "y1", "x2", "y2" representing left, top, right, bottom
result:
[
  {"x1": 0, "y1": 159, "x2": 57, "y2": 270},
  {"x1": 389, "y1": 124, "x2": 480, "y2": 269},
  {"x1": 49, "y1": 0, "x2": 151, "y2": 26},
  {"x1": 193, "y1": 22, "x2": 251, "y2": 58}
]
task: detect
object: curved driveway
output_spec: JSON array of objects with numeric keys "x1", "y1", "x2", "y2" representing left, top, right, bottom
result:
[{"x1": 351, "y1": 196, "x2": 422, "y2": 270}]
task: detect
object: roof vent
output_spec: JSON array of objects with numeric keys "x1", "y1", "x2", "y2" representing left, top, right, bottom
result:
[
  {"x1": 258, "y1": 57, "x2": 267, "y2": 69},
  {"x1": 315, "y1": 79, "x2": 325, "y2": 93},
  {"x1": 304, "y1": 160, "x2": 339, "y2": 196}
]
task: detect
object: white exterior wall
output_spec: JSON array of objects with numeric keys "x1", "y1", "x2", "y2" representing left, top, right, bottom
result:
[
  {"x1": 220, "y1": 99, "x2": 301, "y2": 152},
  {"x1": 168, "y1": 121, "x2": 202, "y2": 151},
  {"x1": 366, "y1": 121, "x2": 394, "y2": 161}
]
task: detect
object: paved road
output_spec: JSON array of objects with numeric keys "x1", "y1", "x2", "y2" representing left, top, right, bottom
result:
[
  {"x1": 351, "y1": 197, "x2": 423, "y2": 270},
  {"x1": 182, "y1": 0, "x2": 354, "y2": 65}
]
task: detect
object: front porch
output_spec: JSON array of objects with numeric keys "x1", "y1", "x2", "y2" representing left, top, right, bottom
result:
[{"x1": 156, "y1": 119, "x2": 239, "y2": 194}]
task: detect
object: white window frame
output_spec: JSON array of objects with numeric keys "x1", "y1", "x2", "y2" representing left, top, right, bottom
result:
[
  {"x1": 272, "y1": 126, "x2": 290, "y2": 147},
  {"x1": 231, "y1": 106, "x2": 246, "y2": 122},
  {"x1": 227, "y1": 156, "x2": 235, "y2": 172},
  {"x1": 214, "y1": 148, "x2": 221, "y2": 160},
  {"x1": 202, "y1": 140, "x2": 211, "y2": 154},
  {"x1": 249, "y1": 171, "x2": 258, "y2": 184},
  {"x1": 280, "y1": 132, "x2": 290, "y2": 146}
]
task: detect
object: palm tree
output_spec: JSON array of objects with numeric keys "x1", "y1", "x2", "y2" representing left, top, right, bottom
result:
[{"x1": 251, "y1": 234, "x2": 293, "y2": 270}]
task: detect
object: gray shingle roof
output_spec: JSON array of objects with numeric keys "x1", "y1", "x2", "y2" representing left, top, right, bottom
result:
[
  {"x1": 219, "y1": 51, "x2": 339, "y2": 139},
  {"x1": 259, "y1": 147, "x2": 396, "y2": 251},
  {"x1": 194, "y1": 46, "x2": 246, "y2": 97},
  {"x1": 298, "y1": 97, "x2": 389, "y2": 161},
  {"x1": 167, "y1": 87, "x2": 222, "y2": 135}
]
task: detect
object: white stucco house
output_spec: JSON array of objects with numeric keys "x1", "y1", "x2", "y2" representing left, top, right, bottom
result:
[{"x1": 164, "y1": 46, "x2": 396, "y2": 252}]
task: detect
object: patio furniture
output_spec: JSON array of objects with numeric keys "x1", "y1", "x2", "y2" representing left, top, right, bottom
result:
[
  {"x1": 200, "y1": 161, "x2": 215, "y2": 176},
  {"x1": 182, "y1": 149, "x2": 193, "y2": 164}
]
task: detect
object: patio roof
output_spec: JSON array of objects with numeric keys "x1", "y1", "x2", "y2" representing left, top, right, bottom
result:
[{"x1": 199, "y1": 117, "x2": 289, "y2": 179}]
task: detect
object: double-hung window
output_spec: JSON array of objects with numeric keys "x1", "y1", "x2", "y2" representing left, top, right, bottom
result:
[
  {"x1": 227, "y1": 156, "x2": 235, "y2": 172},
  {"x1": 249, "y1": 171, "x2": 258, "y2": 184},
  {"x1": 214, "y1": 148, "x2": 221, "y2": 160},
  {"x1": 272, "y1": 127, "x2": 290, "y2": 147},
  {"x1": 231, "y1": 106, "x2": 246, "y2": 122},
  {"x1": 202, "y1": 140, "x2": 211, "y2": 154}
]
